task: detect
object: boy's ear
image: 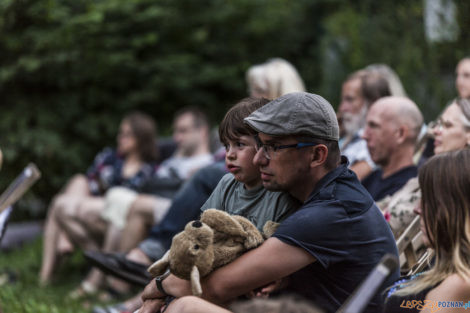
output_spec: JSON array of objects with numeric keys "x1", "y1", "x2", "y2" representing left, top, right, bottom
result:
[{"x1": 310, "y1": 144, "x2": 328, "y2": 168}]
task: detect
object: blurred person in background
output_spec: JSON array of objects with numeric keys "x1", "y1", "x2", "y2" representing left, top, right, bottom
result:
[
  {"x1": 67, "y1": 107, "x2": 213, "y2": 298},
  {"x1": 246, "y1": 58, "x2": 305, "y2": 100},
  {"x1": 337, "y1": 70, "x2": 391, "y2": 180},
  {"x1": 455, "y1": 57, "x2": 470, "y2": 99},
  {"x1": 378, "y1": 62, "x2": 470, "y2": 238},
  {"x1": 39, "y1": 112, "x2": 159, "y2": 285},
  {"x1": 361, "y1": 97, "x2": 423, "y2": 202},
  {"x1": 365, "y1": 64, "x2": 407, "y2": 98}
]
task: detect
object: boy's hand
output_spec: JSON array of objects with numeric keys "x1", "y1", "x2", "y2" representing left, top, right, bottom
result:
[
  {"x1": 245, "y1": 279, "x2": 283, "y2": 298},
  {"x1": 137, "y1": 298, "x2": 165, "y2": 313}
]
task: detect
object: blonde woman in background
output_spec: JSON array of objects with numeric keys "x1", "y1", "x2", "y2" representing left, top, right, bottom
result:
[{"x1": 246, "y1": 58, "x2": 305, "y2": 100}]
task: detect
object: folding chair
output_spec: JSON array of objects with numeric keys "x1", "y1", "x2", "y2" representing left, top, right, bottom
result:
[
  {"x1": 395, "y1": 215, "x2": 428, "y2": 274},
  {"x1": 0, "y1": 163, "x2": 41, "y2": 244}
]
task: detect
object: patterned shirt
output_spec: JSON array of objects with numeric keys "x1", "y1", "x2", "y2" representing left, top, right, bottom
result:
[{"x1": 86, "y1": 147, "x2": 156, "y2": 195}]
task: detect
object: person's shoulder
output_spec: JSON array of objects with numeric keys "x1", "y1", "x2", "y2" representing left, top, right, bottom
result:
[
  {"x1": 93, "y1": 147, "x2": 117, "y2": 163},
  {"x1": 361, "y1": 167, "x2": 382, "y2": 182},
  {"x1": 214, "y1": 173, "x2": 239, "y2": 190},
  {"x1": 439, "y1": 274, "x2": 470, "y2": 292},
  {"x1": 427, "y1": 274, "x2": 470, "y2": 300}
]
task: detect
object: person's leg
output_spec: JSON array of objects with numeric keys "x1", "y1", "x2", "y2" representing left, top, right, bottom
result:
[
  {"x1": 56, "y1": 196, "x2": 107, "y2": 251},
  {"x1": 39, "y1": 174, "x2": 90, "y2": 284},
  {"x1": 92, "y1": 165, "x2": 227, "y2": 312},
  {"x1": 120, "y1": 195, "x2": 171, "y2": 253},
  {"x1": 99, "y1": 195, "x2": 171, "y2": 294},
  {"x1": 39, "y1": 197, "x2": 64, "y2": 285},
  {"x1": 81, "y1": 224, "x2": 123, "y2": 293}
]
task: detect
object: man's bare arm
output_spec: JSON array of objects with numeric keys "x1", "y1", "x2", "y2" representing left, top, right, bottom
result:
[{"x1": 161, "y1": 237, "x2": 315, "y2": 304}]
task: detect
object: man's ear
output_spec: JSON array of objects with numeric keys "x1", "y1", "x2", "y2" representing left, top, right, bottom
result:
[
  {"x1": 310, "y1": 144, "x2": 328, "y2": 168},
  {"x1": 396, "y1": 125, "x2": 408, "y2": 145}
]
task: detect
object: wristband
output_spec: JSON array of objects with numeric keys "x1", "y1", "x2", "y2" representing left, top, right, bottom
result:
[{"x1": 155, "y1": 270, "x2": 171, "y2": 296}]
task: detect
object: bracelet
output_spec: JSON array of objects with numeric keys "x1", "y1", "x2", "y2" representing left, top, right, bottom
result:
[{"x1": 155, "y1": 270, "x2": 171, "y2": 296}]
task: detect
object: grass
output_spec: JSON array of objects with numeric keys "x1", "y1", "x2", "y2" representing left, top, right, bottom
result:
[{"x1": 0, "y1": 239, "x2": 114, "y2": 313}]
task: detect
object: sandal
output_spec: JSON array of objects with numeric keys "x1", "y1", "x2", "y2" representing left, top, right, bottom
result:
[{"x1": 68, "y1": 281, "x2": 98, "y2": 300}]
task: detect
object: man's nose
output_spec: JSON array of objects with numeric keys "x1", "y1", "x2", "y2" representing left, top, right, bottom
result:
[
  {"x1": 253, "y1": 148, "x2": 268, "y2": 166},
  {"x1": 361, "y1": 127, "x2": 370, "y2": 140}
]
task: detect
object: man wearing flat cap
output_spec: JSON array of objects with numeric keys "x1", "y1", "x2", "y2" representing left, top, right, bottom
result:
[{"x1": 139, "y1": 92, "x2": 398, "y2": 313}]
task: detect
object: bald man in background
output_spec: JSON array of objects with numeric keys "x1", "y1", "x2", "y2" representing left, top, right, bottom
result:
[{"x1": 361, "y1": 97, "x2": 423, "y2": 201}]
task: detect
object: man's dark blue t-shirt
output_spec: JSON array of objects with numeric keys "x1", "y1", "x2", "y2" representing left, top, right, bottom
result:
[
  {"x1": 361, "y1": 166, "x2": 418, "y2": 201},
  {"x1": 273, "y1": 158, "x2": 399, "y2": 313}
]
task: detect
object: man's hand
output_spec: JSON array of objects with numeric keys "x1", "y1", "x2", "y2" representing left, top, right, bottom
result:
[
  {"x1": 245, "y1": 279, "x2": 283, "y2": 299},
  {"x1": 137, "y1": 298, "x2": 165, "y2": 313},
  {"x1": 141, "y1": 279, "x2": 165, "y2": 302}
]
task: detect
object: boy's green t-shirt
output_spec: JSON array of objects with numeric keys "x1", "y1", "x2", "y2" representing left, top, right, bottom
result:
[{"x1": 200, "y1": 173, "x2": 300, "y2": 231}]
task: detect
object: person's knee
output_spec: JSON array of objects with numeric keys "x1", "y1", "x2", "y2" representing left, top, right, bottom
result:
[
  {"x1": 128, "y1": 196, "x2": 155, "y2": 217},
  {"x1": 68, "y1": 174, "x2": 88, "y2": 185},
  {"x1": 75, "y1": 203, "x2": 103, "y2": 226},
  {"x1": 53, "y1": 196, "x2": 77, "y2": 224}
]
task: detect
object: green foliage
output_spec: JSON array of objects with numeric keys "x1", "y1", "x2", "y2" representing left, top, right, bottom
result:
[{"x1": 0, "y1": 0, "x2": 469, "y2": 218}]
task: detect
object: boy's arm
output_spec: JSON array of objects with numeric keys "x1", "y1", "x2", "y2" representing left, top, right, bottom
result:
[{"x1": 142, "y1": 237, "x2": 315, "y2": 306}]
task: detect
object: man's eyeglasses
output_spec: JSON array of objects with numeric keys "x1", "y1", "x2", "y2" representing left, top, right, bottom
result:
[{"x1": 254, "y1": 136, "x2": 318, "y2": 160}]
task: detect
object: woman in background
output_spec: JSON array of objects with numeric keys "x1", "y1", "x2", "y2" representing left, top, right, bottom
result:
[
  {"x1": 39, "y1": 112, "x2": 158, "y2": 286},
  {"x1": 246, "y1": 58, "x2": 305, "y2": 100},
  {"x1": 384, "y1": 149, "x2": 470, "y2": 312}
]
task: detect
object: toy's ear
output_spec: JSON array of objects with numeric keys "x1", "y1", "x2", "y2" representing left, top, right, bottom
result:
[
  {"x1": 201, "y1": 209, "x2": 246, "y2": 237},
  {"x1": 190, "y1": 265, "x2": 202, "y2": 297},
  {"x1": 263, "y1": 221, "x2": 280, "y2": 238},
  {"x1": 232, "y1": 215, "x2": 264, "y2": 249},
  {"x1": 147, "y1": 250, "x2": 170, "y2": 277}
]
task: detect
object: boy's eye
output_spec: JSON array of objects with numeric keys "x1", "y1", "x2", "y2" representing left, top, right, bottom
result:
[{"x1": 236, "y1": 142, "x2": 246, "y2": 148}]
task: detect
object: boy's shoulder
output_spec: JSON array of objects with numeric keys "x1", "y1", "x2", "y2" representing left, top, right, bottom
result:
[{"x1": 219, "y1": 173, "x2": 238, "y2": 186}]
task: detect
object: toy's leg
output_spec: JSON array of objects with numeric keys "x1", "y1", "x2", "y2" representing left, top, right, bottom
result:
[{"x1": 190, "y1": 265, "x2": 202, "y2": 296}]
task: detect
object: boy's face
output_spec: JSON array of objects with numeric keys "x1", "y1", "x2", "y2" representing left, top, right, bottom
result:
[{"x1": 225, "y1": 135, "x2": 261, "y2": 189}]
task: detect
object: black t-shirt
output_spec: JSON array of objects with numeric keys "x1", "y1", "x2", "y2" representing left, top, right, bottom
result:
[
  {"x1": 361, "y1": 166, "x2": 418, "y2": 201},
  {"x1": 273, "y1": 158, "x2": 399, "y2": 313}
]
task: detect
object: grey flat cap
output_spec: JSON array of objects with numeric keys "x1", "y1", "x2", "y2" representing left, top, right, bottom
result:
[{"x1": 244, "y1": 92, "x2": 339, "y2": 141}]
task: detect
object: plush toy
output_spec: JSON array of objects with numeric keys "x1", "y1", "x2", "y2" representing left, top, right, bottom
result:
[{"x1": 147, "y1": 208, "x2": 278, "y2": 296}]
